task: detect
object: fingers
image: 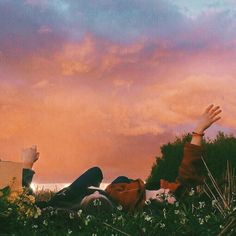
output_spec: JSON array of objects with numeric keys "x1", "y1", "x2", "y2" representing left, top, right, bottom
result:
[
  {"x1": 211, "y1": 116, "x2": 221, "y2": 124},
  {"x1": 210, "y1": 106, "x2": 220, "y2": 114},
  {"x1": 210, "y1": 110, "x2": 222, "y2": 119},
  {"x1": 205, "y1": 104, "x2": 222, "y2": 117},
  {"x1": 205, "y1": 104, "x2": 214, "y2": 113},
  {"x1": 35, "y1": 152, "x2": 40, "y2": 161}
]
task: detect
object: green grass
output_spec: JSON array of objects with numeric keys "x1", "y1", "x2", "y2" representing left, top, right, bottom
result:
[{"x1": 1, "y1": 162, "x2": 236, "y2": 236}]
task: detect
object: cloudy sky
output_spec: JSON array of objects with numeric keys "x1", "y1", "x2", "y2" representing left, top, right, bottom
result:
[{"x1": 0, "y1": 0, "x2": 236, "y2": 183}]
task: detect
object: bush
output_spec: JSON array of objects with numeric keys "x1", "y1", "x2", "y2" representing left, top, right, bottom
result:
[{"x1": 146, "y1": 132, "x2": 236, "y2": 189}]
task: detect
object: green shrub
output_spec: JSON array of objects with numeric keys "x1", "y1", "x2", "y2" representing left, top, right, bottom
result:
[{"x1": 146, "y1": 132, "x2": 236, "y2": 189}]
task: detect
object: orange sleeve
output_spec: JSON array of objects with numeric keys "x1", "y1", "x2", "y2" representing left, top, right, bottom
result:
[
  {"x1": 160, "y1": 143, "x2": 205, "y2": 194},
  {"x1": 176, "y1": 143, "x2": 205, "y2": 186}
]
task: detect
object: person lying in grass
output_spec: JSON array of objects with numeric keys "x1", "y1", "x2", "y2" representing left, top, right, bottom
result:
[{"x1": 21, "y1": 104, "x2": 222, "y2": 213}]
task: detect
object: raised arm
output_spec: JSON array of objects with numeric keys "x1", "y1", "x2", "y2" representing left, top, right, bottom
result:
[
  {"x1": 21, "y1": 145, "x2": 39, "y2": 190},
  {"x1": 191, "y1": 104, "x2": 222, "y2": 146},
  {"x1": 161, "y1": 105, "x2": 222, "y2": 194},
  {"x1": 176, "y1": 104, "x2": 222, "y2": 189}
]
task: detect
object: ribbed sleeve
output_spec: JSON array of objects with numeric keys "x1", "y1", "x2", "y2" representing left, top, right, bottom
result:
[
  {"x1": 176, "y1": 143, "x2": 204, "y2": 186},
  {"x1": 22, "y1": 169, "x2": 35, "y2": 194}
]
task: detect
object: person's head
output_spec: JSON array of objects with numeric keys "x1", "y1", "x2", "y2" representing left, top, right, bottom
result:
[{"x1": 80, "y1": 191, "x2": 114, "y2": 214}]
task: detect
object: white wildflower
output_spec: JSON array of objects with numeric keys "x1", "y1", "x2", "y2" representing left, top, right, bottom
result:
[
  {"x1": 180, "y1": 218, "x2": 187, "y2": 224},
  {"x1": 205, "y1": 215, "x2": 211, "y2": 222},
  {"x1": 84, "y1": 215, "x2": 92, "y2": 226},
  {"x1": 93, "y1": 199, "x2": 101, "y2": 206},
  {"x1": 159, "y1": 223, "x2": 165, "y2": 229},
  {"x1": 189, "y1": 188, "x2": 195, "y2": 196},
  {"x1": 67, "y1": 229, "x2": 72, "y2": 235},
  {"x1": 117, "y1": 205, "x2": 123, "y2": 211},
  {"x1": 145, "y1": 200, "x2": 151, "y2": 205},
  {"x1": 117, "y1": 215, "x2": 124, "y2": 221},
  {"x1": 163, "y1": 208, "x2": 167, "y2": 219},
  {"x1": 77, "y1": 209, "x2": 83, "y2": 217},
  {"x1": 199, "y1": 202, "x2": 205, "y2": 209},
  {"x1": 174, "y1": 210, "x2": 180, "y2": 215},
  {"x1": 69, "y1": 212, "x2": 74, "y2": 219},
  {"x1": 212, "y1": 199, "x2": 217, "y2": 207},
  {"x1": 198, "y1": 218, "x2": 204, "y2": 225},
  {"x1": 144, "y1": 215, "x2": 152, "y2": 222},
  {"x1": 34, "y1": 207, "x2": 41, "y2": 219},
  {"x1": 43, "y1": 220, "x2": 48, "y2": 226}
]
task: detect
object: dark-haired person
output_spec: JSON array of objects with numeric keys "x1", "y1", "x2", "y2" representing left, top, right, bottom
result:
[{"x1": 21, "y1": 104, "x2": 222, "y2": 212}]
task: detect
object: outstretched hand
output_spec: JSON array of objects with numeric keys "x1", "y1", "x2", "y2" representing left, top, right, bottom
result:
[
  {"x1": 21, "y1": 145, "x2": 40, "y2": 167},
  {"x1": 194, "y1": 104, "x2": 222, "y2": 134}
]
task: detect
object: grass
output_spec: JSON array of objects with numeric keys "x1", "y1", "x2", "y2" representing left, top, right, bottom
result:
[{"x1": 0, "y1": 162, "x2": 236, "y2": 236}]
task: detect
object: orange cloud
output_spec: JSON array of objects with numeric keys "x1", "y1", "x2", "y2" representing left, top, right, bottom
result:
[{"x1": 1, "y1": 34, "x2": 236, "y2": 183}]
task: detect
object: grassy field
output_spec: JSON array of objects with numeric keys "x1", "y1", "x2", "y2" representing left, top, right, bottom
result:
[{"x1": 0, "y1": 163, "x2": 236, "y2": 236}]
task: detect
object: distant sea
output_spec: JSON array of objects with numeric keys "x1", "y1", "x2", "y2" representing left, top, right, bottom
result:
[{"x1": 31, "y1": 183, "x2": 109, "y2": 191}]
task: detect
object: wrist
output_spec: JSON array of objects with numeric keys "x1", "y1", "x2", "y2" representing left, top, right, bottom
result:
[
  {"x1": 192, "y1": 131, "x2": 205, "y2": 137},
  {"x1": 23, "y1": 162, "x2": 34, "y2": 169},
  {"x1": 194, "y1": 127, "x2": 205, "y2": 134}
]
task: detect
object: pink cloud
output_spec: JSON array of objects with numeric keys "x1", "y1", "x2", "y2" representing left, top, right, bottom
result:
[{"x1": 1, "y1": 32, "x2": 236, "y2": 182}]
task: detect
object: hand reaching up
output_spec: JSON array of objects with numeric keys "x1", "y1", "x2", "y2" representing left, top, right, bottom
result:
[
  {"x1": 194, "y1": 104, "x2": 222, "y2": 134},
  {"x1": 21, "y1": 145, "x2": 39, "y2": 169},
  {"x1": 191, "y1": 105, "x2": 222, "y2": 146}
]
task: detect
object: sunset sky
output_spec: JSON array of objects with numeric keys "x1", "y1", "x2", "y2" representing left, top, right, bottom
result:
[{"x1": 1, "y1": 0, "x2": 236, "y2": 183}]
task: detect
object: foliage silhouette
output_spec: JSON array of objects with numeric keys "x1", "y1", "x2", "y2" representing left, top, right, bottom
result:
[{"x1": 146, "y1": 132, "x2": 236, "y2": 189}]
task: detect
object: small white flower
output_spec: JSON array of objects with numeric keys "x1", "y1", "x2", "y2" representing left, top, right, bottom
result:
[
  {"x1": 93, "y1": 199, "x2": 101, "y2": 206},
  {"x1": 205, "y1": 215, "x2": 211, "y2": 222},
  {"x1": 69, "y1": 212, "x2": 74, "y2": 219},
  {"x1": 117, "y1": 215, "x2": 124, "y2": 221},
  {"x1": 180, "y1": 218, "x2": 187, "y2": 224},
  {"x1": 199, "y1": 201, "x2": 205, "y2": 209},
  {"x1": 32, "y1": 225, "x2": 38, "y2": 229},
  {"x1": 174, "y1": 210, "x2": 180, "y2": 215},
  {"x1": 144, "y1": 215, "x2": 152, "y2": 222},
  {"x1": 84, "y1": 215, "x2": 92, "y2": 226},
  {"x1": 159, "y1": 223, "x2": 165, "y2": 229},
  {"x1": 43, "y1": 220, "x2": 48, "y2": 226},
  {"x1": 67, "y1": 229, "x2": 72, "y2": 234},
  {"x1": 212, "y1": 199, "x2": 217, "y2": 207},
  {"x1": 86, "y1": 215, "x2": 92, "y2": 220},
  {"x1": 34, "y1": 207, "x2": 42, "y2": 218},
  {"x1": 163, "y1": 208, "x2": 167, "y2": 219},
  {"x1": 117, "y1": 205, "x2": 123, "y2": 211},
  {"x1": 198, "y1": 218, "x2": 204, "y2": 225},
  {"x1": 142, "y1": 227, "x2": 146, "y2": 233},
  {"x1": 77, "y1": 209, "x2": 83, "y2": 217},
  {"x1": 189, "y1": 188, "x2": 195, "y2": 196},
  {"x1": 145, "y1": 200, "x2": 151, "y2": 205}
]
